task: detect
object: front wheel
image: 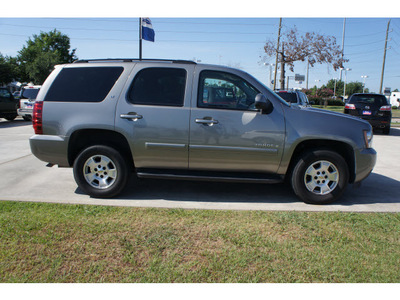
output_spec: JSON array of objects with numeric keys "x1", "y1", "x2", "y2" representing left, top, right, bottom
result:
[
  {"x1": 291, "y1": 149, "x2": 349, "y2": 205},
  {"x1": 73, "y1": 145, "x2": 130, "y2": 198}
]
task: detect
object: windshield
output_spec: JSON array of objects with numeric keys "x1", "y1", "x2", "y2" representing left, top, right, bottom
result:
[{"x1": 21, "y1": 88, "x2": 40, "y2": 100}]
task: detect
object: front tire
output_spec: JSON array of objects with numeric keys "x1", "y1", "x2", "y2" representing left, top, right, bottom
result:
[
  {"x1": 73, "y1": 145, "x2": 130, "y2": 198},
  {"x1": 291, "y1": 149, "x2": 349, "y2": 204}
]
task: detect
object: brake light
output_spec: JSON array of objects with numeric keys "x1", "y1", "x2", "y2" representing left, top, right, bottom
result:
[
  {"x1": 33, "y1": 101, "x2": 43, "y2": 134},
  {"x1": 379, "y1": 105, "x2": 391, "y2": 111},
  {"x1": 345, "y1": 103, "x2": 356, "y2": 110}
]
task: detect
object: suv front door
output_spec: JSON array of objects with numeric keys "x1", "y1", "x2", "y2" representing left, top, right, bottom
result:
[
  {"x1": 116, "y1": 64, "x2": 195, "y2": 170},
  {"x1": 189, "y1": 69, "x2": 285, "y2": 174}
]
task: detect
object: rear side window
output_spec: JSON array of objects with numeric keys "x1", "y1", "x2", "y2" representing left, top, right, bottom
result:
[
  {"x1": 128, "y1": 68, "x2": 186, "y2": 107},
  {"x1": 45, "y1": 67, "x2": 123, "y2": 102}
]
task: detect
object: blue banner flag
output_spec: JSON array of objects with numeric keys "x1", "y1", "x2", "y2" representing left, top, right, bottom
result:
[{"x1": 141, "y1": 18, "x2": 155, "y2": 42}]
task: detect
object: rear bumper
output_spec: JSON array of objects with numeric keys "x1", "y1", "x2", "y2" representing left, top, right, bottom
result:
[
  {"x1": 30, "y1": 134, "x2": 70, "y2": 167},
  {"x1": 17, "y1": 108, "x2": 33, "y2": 118},
  {"x1": 354, "y1": 147, "x2": 377, "y2": 183},
  {"x1": 366, "y1": 118, "x2": 391, "y2": 128}
]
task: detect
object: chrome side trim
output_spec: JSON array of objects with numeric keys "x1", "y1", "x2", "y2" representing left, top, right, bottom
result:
[
  {"x1": 145, "y1": 142, "x2": 187, "y2": 149},
  {"x1": 189, "y1": 145, "x2": 278, "y2": 153}
]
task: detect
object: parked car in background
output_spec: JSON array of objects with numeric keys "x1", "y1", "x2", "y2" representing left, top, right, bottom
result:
[
  {"x1": 18, "y1": 85, "x2": 41, "y2": 121},
  {"x1": 344, "y1": 93, "x2": 392, "y2": 135},
  {"x1": 276, "y1": 90, "x2": 311, "y2": 107},
  {"x1": 0, "y1": 87, "x2": 19, "y2": 121},
  {"x1": 13, "y1": 91, "x2": 21, "y2": 100}
]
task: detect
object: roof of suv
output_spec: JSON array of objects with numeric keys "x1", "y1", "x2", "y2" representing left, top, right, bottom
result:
[{"x1": 73, "y1": 58, "x2": 197, "y2": 65}]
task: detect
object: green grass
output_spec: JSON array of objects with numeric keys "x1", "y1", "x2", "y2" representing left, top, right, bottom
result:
[{"x1": 1, "y1": 201, "x2": 399, "y2": 283}]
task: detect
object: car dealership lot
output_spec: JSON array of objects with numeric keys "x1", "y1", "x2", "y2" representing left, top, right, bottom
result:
[{"x1": 1, "y1": 117, "x2": 400, "y2": 212}]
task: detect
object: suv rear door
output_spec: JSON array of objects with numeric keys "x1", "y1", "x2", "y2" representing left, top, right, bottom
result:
[
  {"x1": 115, "y1": 63, "x2": 195, "y2": 169},
  {"x1": 189, "y1": 67, "x2": 285, "y2": 174}
]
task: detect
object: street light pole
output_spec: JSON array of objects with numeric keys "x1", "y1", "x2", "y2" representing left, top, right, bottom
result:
[
  {"x1": 361, "y1": 75, "x2": 369, "y2": 93},
  {"x1": 342, "y1": 68, "x2": 351, "y2": 100}
]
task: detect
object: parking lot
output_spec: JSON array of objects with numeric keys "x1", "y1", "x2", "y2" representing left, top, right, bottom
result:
[{"x1": 1, "y1": 117, "x2": 400, "y2": 212}]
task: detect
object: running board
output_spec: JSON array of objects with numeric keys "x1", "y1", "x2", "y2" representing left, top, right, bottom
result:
[{"x1": 136, "y1": 169, "x2": 283, "y2": 184}]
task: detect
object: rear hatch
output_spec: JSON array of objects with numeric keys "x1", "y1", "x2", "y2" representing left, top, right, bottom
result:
[
  {"x1": 346, "y1": 94, "x2": 390, "y2": 120},
  {"x1": 20, "y1": 87, "x2": 40, "y2": 110}
]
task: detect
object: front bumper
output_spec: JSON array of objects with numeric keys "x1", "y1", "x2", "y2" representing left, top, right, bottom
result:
[{"x1": 354, "y1": 147, "x2": 377, "y2": 183}]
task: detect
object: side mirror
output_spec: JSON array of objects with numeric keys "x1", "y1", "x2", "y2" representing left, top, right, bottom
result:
[{"x1": 255, "y1": 93, "x2": 273, "y2": 114}]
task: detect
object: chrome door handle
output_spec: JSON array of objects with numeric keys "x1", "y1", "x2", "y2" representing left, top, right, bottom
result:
[
  {"x1": 195, "y1": 118, "x2": 219, "y2": 126},
  {"x1": 120, "y1": 113, "x2": 143, "y2": 120}
]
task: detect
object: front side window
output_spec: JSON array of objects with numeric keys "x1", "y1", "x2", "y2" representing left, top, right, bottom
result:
[
  {"x1": 128, "y1": 68, "x2": 186, "y2": 107},
  {"x1": 198, "y1": 70, "x2": 259, "y2": 110},
  {"x1": 45, "y1": 67, "x2": 124, "y2": 102}
]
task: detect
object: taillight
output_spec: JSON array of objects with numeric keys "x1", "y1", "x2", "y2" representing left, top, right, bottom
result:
[
  {"x1": 345, "y1": 103, "x2": 356, "y2": 110},
  {"x1": 33, "y1": 101, "x2": 43, "y2": 134},
  {"x1": 379, "y1": 105, "x2": 391, "y2": 111}
]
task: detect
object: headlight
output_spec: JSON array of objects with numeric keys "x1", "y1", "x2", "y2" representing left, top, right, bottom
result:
[{"x1": 363, "y1": 129, "x2": 373, "y2": 149}]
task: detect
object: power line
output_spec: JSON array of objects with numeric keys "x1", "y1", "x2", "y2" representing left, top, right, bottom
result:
[{"x1": 0, "y1": 23, "x2": 275, "y2": 36}]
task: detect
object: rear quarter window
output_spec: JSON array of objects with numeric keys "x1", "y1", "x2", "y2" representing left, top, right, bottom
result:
[{"x1": 44, "y1": 67, "x2": 124, "y2": 102}]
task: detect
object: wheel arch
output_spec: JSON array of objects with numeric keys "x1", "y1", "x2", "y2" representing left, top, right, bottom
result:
[
  {"x1": 68, "y1": 129, "x2": 134, "y2": 170},
  {"x1": 285, "y1": 139, "x2": 356, "y2": 184}
]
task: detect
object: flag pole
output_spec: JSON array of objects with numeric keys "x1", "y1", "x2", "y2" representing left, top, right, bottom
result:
[{"x1": 139, "y1": 17, "x2": 142, "y2": 60}]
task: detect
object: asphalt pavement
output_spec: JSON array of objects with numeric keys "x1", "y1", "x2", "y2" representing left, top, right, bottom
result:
[{"x1": 1, "y1": 117, "x2": 399, "y2": 212}]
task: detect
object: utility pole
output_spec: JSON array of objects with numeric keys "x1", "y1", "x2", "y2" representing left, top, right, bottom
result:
[
  {"x1": 379, "y1": 19, "x2": 391, "y2": 94},
  {"x1": 280, "y1": 43, "x2": 285, "y2": 90},
  {"x1": 339, "y1": 18, "x2": 346, "y2": 81},
  {"x1": 273, "y1": 18, "x2": 282, "y2": 91}
]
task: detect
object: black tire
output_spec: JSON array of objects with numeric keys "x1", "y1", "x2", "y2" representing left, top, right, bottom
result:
[
  {"x1": 291, "y1": 149, "x2": 349, "y2": 205},
  {"x1": 5, "y1": 115, "x2": 17, "y2": 121},
  {"x1": 73, "y1": 145, "x2": 130, "y2": 198},
  {"x1": 23, "y1": 116, "x2": 32, "y2": 121},
  {"x1": 383, "y1": 126, "x2": 390, "y2": 135}
]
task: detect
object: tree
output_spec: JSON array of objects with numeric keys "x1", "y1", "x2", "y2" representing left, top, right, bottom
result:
[
  {"x1": 18, "y1": 30, "x2": 77, "y2": 84},
  {"x1": 0, "y1": 53, "x2": 15, "y2": 85},
  {"x1": 323, "y1": 79, "x2": 366, "y2": 97},
  {"x1": 263, "y1": 26, "x2": 347, "y2": 89},
  {"x1": 345, "y1": 82, "x2": 365, "y2": 95}
]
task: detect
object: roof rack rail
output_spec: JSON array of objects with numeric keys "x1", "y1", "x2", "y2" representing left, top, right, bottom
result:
[{"x1": 73, "y1": 58, "x2": 197, "y2": 64}]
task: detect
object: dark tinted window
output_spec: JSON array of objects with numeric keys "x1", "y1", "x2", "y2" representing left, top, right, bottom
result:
[
  {"x1": 21, "y1": 88, "x2": 40, "y2": 100},
  {"x1": 45, "y1": 67, "x2": 123, "y2": 102},
  {"x1": 198, "y1": 70, "x2": 259, "y2": 110},
  {"x1": 128, "y1": 68, "x2": 186, "y2": 106},
  {"x1": 0, "y1": 88, "x2": 11, "y2": 98},
  {"x1": 349, "y1": 94, "x2": 388, "y2": 106},
  {"x1": 277, "y1": 92, "x2": 298, "y2": 103}
]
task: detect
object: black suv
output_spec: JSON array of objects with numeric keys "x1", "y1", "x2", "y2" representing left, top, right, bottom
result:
[
  {"x1": 344, "y1": 93, "x2": 391, "y2": 135},
  {"x1": 276, "y1": 90, "x2": 311, "y2": 107},
  {"x1": 0, "y1": 87, "x2": 19, "y2": 121}
]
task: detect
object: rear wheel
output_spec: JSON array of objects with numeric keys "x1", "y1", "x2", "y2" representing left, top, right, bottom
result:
[
  {"x1": 291, "y1": 149, "x2": 349, "y2": 204},
  {"x1": 73, "y1": 145, "x2": 130, "y2": 198},
  {"x1": 383, "y1": 126, "x2": 390, "y2": 135},
  {"x1": 5, "y1": 115, "x2": 17, "y2": 121}
]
